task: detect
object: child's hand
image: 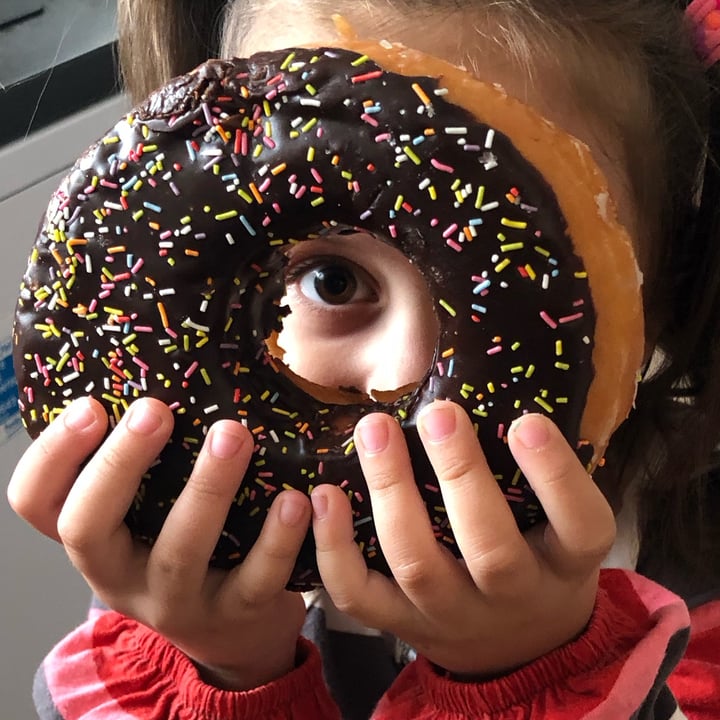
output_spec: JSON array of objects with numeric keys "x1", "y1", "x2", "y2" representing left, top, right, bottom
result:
[
  {"x1": 8, "y1": 397, "x2": 312, "y2": 690},
  {"x1": 311, "y1": 401, "x2": 615, "y2": 677}
]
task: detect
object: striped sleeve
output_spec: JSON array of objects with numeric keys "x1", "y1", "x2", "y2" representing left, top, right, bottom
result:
[
  {"x1": 32, "y1": 569, "x2": 719, "y2": 720},
  {"x1": 372, "y1": 570, "x2": 699, "y2": 719},
  {"x1": 668, "y1": 595, "x2": 720, "y2": 719},
  {"x1": 34, "y1": 608, "x2": 340, "y2": 720}
]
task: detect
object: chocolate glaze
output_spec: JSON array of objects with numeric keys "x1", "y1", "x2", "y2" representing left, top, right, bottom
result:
[{"x1": 14, "y1": 47, "x2": 595, "y2": 588}]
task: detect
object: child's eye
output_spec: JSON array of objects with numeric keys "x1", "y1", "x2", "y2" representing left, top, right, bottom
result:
[{"x1": 290, "y1": 259, "x2": 378, "y2": 306}]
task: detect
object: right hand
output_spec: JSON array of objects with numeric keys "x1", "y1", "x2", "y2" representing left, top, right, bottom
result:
[{"x1": 7, "y1": 396, "x2": 312, "y2": 690}]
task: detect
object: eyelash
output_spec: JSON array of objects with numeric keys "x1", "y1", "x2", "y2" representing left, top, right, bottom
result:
[{"x1": 285, "y1": 256, "x2": 378, "y2": 299}]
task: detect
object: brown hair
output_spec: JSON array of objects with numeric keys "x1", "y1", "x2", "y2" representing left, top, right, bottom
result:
[
  {"x1": 117, "y1": 0, "x2": 720, "y2": 595},
  {"x1": 117, "y1": 0, "x2": 228, "y2": 100}
]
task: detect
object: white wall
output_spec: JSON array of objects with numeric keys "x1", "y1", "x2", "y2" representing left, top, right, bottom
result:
[{"x1": 0, "y1": 95, "x2": 128, "y2": 718}]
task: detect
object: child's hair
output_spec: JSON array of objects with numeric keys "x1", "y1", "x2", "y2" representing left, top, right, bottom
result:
[{"x1": 116, "y1": 0, "x2": 720, "y2": 596}]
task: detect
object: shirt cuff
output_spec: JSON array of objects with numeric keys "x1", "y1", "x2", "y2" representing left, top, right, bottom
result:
[
  {"x1": 91, "y1": 611, "x2": 341, "y2": 719},
  {"x1": 378, "y1": 569, "x2": 686, "y2": 716}
]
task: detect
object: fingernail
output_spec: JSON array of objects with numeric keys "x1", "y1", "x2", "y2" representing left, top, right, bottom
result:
[
  {"x1": 419, "y1": 403, "x2": 456, "y2": 442},
  {"x1": 279, "y1": 495, "x2": 305, "y2": 526},
  {"x1": 126, "y1": 402, "x2": 163, "y2": 435},
  {"x1": 63, "y1": 398, "x2": 97, "y2": 431},
  {"x1": 356, "y1": 417, "x2": 389, "y2": 454},
  {"x1": 311, "y1": 489, "x2": 328, "y2": 519},
  {"x1": 511, "y1": 414, "x2": 551, "y2": 449},
  {"x1": 208, "y1": 426, "x2": 244, "y2": 459}
]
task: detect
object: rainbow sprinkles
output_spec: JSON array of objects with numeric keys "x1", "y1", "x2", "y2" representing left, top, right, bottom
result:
[{"x1": 14, "y1": 46, "x2": 599, "y2": 588}]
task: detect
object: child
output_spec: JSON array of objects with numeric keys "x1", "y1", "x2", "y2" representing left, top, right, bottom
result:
[{"x1": 7, "y1": 0, "x2": 720, "y2": 717}]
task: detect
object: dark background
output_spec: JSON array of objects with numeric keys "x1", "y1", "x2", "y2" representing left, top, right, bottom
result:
[{"x1": 0, "y1": 0, "x2": 119, "y2": 146}]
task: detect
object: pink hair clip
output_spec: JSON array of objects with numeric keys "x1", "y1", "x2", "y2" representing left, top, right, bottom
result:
[{"x1": 687, "y1": 0, "x2": 720, "y2": 66}]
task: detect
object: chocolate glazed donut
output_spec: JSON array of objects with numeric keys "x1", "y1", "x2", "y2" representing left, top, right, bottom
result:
[{"x1": 13, "y1": 44, "x2": 643, "y2": 589}]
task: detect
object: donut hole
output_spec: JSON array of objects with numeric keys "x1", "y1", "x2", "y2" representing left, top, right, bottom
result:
[{"x1": 266, "y1": 229, "x2": 439, "y2": 405}]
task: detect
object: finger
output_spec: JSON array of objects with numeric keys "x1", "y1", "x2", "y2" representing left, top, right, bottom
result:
[
  {"x1": 417, "y1": 401, "x2": 535, "y2": 590},
  {"x1": 57, "y1": 397, "x2": 174, "y2": 584},
  {"x1": 222, "y1": 489, "x2": 312, "y2": 606},
  {"x1": 7, "y1": 397, "x2": 108, "y2": 540},
  {"x1": 508, "y1": 414, "x2": 616, "y2": 575},
  {"x1": 354, "y1": 413, "x2": 451, "y2": 601},
  {"x1": 148, "y1": 420, "x2": 255, "y2": 596},
  {"x1": 311, "y1": 484, "x2": 411, "y2": 631}
]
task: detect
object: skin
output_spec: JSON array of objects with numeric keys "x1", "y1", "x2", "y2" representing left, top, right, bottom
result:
[
  {"x1": 8, "y1": 398, "x2": 311, "y2": 689},
  {"x1": 8, "y1": 6, "x2": 628, "y2": 691},
  {"x1": 278, "y1": 230, "x2": 439, "y2": 395}
]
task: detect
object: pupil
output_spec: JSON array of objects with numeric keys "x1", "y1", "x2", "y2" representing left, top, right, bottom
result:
[{"x1": 314, "y1": 266, "x2": 356, "y2": 304}]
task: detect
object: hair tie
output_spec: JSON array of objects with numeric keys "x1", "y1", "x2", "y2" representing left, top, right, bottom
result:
[{"x1": 687, "y1": 0, "x2": 720, "y2": 66}]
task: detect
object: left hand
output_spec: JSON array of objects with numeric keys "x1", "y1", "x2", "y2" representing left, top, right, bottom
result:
[{"x1": 311, "y1": 400, "x2": 616, "y2": 677}]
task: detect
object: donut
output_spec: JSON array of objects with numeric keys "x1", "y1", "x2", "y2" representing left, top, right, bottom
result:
[{"x1": 13, "y1": 39, "x2": 643, "y2": 589}]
